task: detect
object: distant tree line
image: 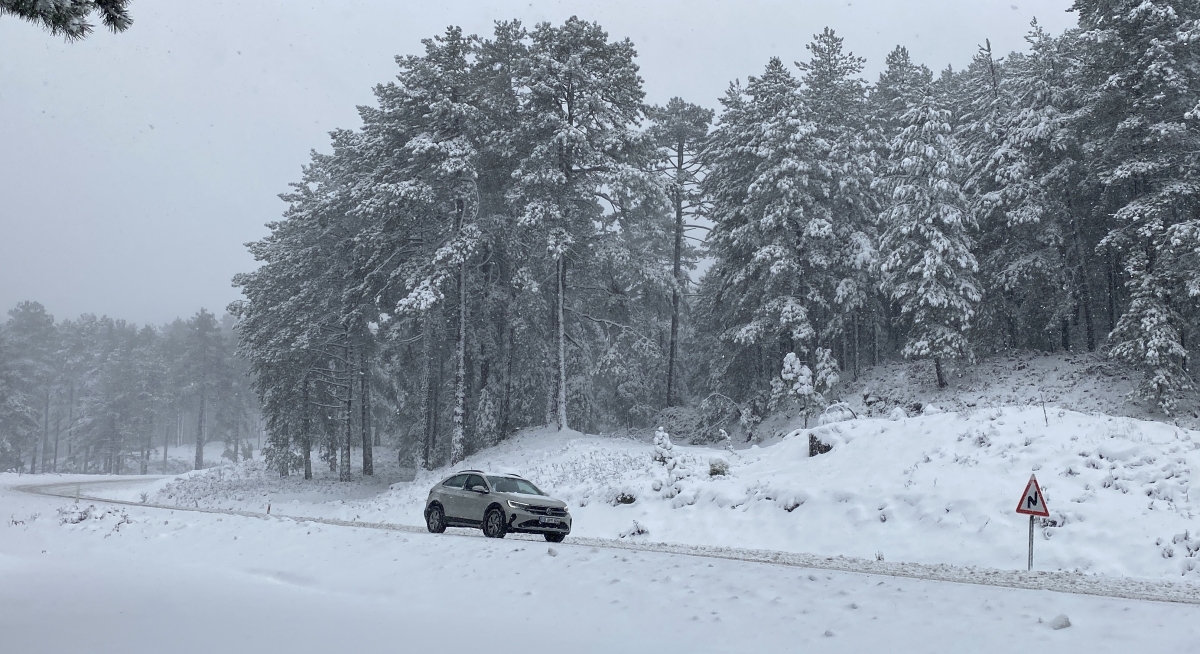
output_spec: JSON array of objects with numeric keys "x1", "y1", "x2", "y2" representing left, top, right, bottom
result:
[{"x1": 0, "y1": 302, "x2": 256, "y2": 474}]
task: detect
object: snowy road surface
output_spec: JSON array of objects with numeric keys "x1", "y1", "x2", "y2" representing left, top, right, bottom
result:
[
  {"x1": 30, "y1": 475, "x2": 1200, "y2": 605},
  {"x1": 3, "y1": 475, "x2": 1200, "y2": 653}
]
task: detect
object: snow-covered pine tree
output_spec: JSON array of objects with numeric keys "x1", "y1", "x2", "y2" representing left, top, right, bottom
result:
[
  {"x1": 701, "y1": 58, "x2": 837, "y2": 411},
  {"x1": 0, "y1": 0, "x2": 132, "y2": 40},
  {"x1": 507, "y1": 17, "x2": 651, "y2": 431},
  {"x1": 1072, "y1": 0, "x2": 1200, "y2": 412},
  {"x1": 983, "y1": 24, "x2": 1101, "y2": 353},
  {"x1": 871, "y1": 46, "x2": 935, "y2": 147},
  {"x1": 797, "y1": 28, "x2": 880, "y2": 377},
  {"x1": 878, "y1": 92, "x2": 980, "y2": 388}
]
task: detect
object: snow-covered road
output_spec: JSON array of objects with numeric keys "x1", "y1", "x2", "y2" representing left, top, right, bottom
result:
[
  {"x1": 3, "y1": 474, "x2": 1199, "y2": 653},
  {"x1": 22, "y1": 476, "x2": 1200, "y2": 605}
]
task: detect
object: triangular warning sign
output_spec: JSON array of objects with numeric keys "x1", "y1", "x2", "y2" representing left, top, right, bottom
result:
[{"x1": 1015, "y1": 474, "x2": 1050, "y2": 517}]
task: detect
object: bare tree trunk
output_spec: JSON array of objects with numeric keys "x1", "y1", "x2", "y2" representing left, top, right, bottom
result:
[
  {"x1": 33, "y1": 389, "x2": 48, "y2": 474},
  {"x1": 66, "y1": 385, "x2": 75, "y2": 471},
  {"x1": 302, "y1": 377, "x2": 312, "y2": 480},
  {"x1": 452, "y1": 200, "x2": 467, "y2": 464},
  {"x1": 360, "y1": 346, "x2": 373, "y2": 475},
  {"x1": 934, "y1": 357, "x2": 947, "y2": 388},
  {"x1": 162, "y1": 422, "x2": 170, "y2": 473},
  {"x1": 340, "y1": 345, "x2": 353, "y2": 482},
  {"x1": 420, "y1": 315, "x2": 436, "y2": 469},
  {"x1": 141, "y1": 427, "x2": 151, "y2": 475},
  {"x1": 194, "y1": 388, "x2": 206, "y2": 470},
  {"x1": 52, "y1": 412, "x2": 61, "y2": 473},
  {"x1": 666, "y1": 147, "x2": 685, "y2": 406},
  {"x1": 556, "y1": 255, "x2": 568, "y2": 431},
  {"x1": 853, "y1": 313, "x2": 860, "y2": 381}
]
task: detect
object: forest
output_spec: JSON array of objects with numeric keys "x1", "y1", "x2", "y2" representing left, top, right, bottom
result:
[{"x1": 2, "y1": 2, "x2": 1198, "y2": 478}]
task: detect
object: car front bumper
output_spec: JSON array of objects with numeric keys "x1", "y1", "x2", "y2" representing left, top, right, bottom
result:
[{"x1": 505, "y1": 507, "x2": 572, "y2": 534}]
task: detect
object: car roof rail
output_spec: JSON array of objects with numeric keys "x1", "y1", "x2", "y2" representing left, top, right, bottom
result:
[{"x1": 459, "y1": 469, "x2": 483, "y2": 474}]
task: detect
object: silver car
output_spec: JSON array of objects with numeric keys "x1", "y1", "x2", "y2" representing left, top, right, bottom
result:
[{"x1": 424, "y1": 470, "x2": 571, "y2": 542}]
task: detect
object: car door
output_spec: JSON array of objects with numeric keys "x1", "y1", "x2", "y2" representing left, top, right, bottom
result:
[
  {"x1": 438, "y1": 474, "x2": 469, "y2": 520},
  {"x1": 460, "y1": 474, "x2": 490, "y2": 523}
]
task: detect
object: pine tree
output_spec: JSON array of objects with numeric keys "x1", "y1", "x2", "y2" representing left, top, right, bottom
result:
[
  {"x1": 507, "y1": 17, "x2": 651, "y2": 431},
  {"x1": 1073, "y1": 0, "x2": 1200, "y2": 411},
  {"x1": 647, "y1": 98, "x2": 712, "y2": 406},
  {"x1": 797, "y1": 28, "x2": 880, "y2": 377},
  {"x1": 1, "y1": 0, "x2": 132, "y2": 40},
  {"x1": 701, "y1": 57, "x2": 839, "y2": 412},
  {"x1": 878, "y1": 92, "x2": 980, "y2": 387}
]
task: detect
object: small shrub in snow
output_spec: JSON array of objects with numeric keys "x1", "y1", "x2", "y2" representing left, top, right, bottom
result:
[
  {"x1": 889, "y1": 407, "x2": 907, "y2": 420},
  {"x1": 709, "y1": 457, "x2": 730, "y2": 477},
  {"x1": 57, "y1": 505, "x2": 97, "y2": 525},
  {"x1": 619, "y1": 520, "x2": 649, "y2": 538},
  {"x1": 610, "y1": 490, "x2": 637, "y2": 505},
  {"x1": 1049, "y1": 614, "x2": 1070, "y2": 630},
  {"x1": 922, "y1": 404, "x2": 944, "y2": 416},
  {"x1": 809, "y1": 434, "x2": 832, "y2": 457}
]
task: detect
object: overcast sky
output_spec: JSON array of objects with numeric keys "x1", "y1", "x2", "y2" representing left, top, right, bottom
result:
[{"x1": 0, "y1": 0, "x2": 1077, "y2": 326}]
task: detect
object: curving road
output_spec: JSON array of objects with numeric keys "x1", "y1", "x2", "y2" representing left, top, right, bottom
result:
[{"x1": 15, "y1": 476, "x2": 1200, "y2": 606}]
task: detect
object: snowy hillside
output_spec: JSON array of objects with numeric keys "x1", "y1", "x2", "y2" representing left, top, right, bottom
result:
[
  {"x1": 152, "y1": 404, "x2": 1200, "y2": 581},
  {"x1": 832, "y1": 350, "x2": 1200, "y2": 430}
]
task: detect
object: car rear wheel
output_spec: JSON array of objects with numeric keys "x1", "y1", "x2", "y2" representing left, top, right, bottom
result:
[
  {"x1": 483, "y1": 506, "x2": 507, "y2": 539},
  {"x1": 426, "y1": 503, "x2": 446, "y2": 534},
  {"x1": 544, "y1": 532, "x2": 565, "y2": 543}
]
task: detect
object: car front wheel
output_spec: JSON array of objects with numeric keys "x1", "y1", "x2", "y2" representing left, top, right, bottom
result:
[
  {"x1": 544, "y1": 532, "x2": 565, "y2": 543},
  {"x1": 483, "y1": 506, "x2": 507, "y2": 539},
  {"x1": 426, "y1": 503, "x2": 446, "y2": 533}
]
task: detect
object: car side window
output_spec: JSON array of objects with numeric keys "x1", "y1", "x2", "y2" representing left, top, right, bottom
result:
[
  {"x1": 464, "y1": 474, "x2": 486, "y2": 492},
  {"x1": 442, "y1": 474, "x2": 468, "y2": 489}
]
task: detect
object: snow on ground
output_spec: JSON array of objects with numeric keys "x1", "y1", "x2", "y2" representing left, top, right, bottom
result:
[
  {"x1": 3, "y1": 475, "x2": 1199, "y2": 654},
  {"x1": 149, "y1": 405, "x2": 1200, "y2": 582},
  {"x1": 837, "y1": 350, "x2": 1200, "y2": 429}
]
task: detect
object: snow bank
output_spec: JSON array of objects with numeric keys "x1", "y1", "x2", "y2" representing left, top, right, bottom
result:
[{"x1": 153, "y1": 406, "x2": 1200, "y2": 580}]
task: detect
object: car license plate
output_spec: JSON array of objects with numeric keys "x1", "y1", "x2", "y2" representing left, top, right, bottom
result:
[{"x1": 539, "y1": 516, "x2": 560, "y2": 525}]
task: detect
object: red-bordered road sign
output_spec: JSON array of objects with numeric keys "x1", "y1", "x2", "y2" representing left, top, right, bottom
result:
[{"x1": 1015, "y1": 474, "x2": 1050, "y2": 517}]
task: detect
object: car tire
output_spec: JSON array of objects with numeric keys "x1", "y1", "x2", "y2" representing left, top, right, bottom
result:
[
  {"x1": 483, "y1": 506, "x2": 507, "y2": 539},
  {"x1": 544, "y1": 532, "x2": 566, "y2": 543},
  {"x1": 425, "y1": 503, "x2": 446, "y2": 534}
]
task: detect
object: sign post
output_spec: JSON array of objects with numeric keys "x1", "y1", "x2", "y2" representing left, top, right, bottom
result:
[{"x1": 1014, "y1": 474, "x2": 1049, "y2": 571}]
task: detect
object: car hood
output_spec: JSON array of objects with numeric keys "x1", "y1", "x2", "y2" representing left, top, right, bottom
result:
[{"x1": 498, "y1": 493, "x2": 567, "y2": 509}]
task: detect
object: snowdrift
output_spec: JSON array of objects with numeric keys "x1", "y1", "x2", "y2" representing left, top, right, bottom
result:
[{"x1": 155, "y1": 406, "x2": 1200, "y2": 580}]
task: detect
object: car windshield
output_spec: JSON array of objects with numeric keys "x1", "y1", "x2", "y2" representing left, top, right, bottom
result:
[{"x1": 487, "y1": 476, "x2": 544, "y2": 495}]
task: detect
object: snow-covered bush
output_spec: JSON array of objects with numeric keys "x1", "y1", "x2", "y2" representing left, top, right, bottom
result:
[
  {"x1": 817, "y1": 401, "x2": 856, "y2": 425},
  {"x1": 709, "y1": 457, "x2": 730, "y2": 477},
  {"x1": 652, "y1": 427, "x2": 674, "y2": 465}
]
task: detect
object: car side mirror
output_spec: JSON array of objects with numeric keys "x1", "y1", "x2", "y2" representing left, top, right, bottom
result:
[{"x1": 470, "y1": 486, "x2": 488, "y2": 494}]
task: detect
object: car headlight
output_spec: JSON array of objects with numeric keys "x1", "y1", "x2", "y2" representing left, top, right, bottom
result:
[
  {"x1": 562, "y1": 506, "x2": 570, "y2": 514},
  {"x1": 507, "y1": 500, "x2": 531, "y2": 510}
]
